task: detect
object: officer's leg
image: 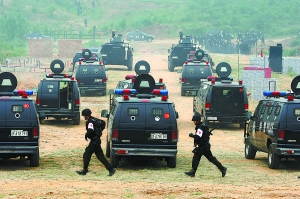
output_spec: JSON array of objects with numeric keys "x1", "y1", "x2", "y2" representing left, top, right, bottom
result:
[
  {"x1": 83, "y1": 141, "x2": 94, "y2": 170},
  {"x1": 94, "y1": 140, "x2": 111, "y2": 170},
  {"x1": 204, "y1": 148, "x2": 227, "y2": 177},
  {"x1": 192, "y1": 153, "x2": 202, "y2": 172}
]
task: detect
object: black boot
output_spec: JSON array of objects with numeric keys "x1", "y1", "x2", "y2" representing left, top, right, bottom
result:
[
  {"x1": 221, "y1": 167, "x2": 227, "y2": 177},
  {"x1": 76, "y1": 169, "x2": 88, "y2": 175},
  {"x1": 108, "y1": 168, "x2": 116, "y2": 176},
  {"x1": 184, "y1": 169, "x2": 195, "y2": 177}
]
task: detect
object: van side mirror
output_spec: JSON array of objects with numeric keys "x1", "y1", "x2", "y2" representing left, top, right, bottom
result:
[
  {"x1": 245, "y1": 111, "x2": 252, "y2": 120},
  {"x1": 175, "y1": 111, "x2": 179, "y2": 119},
  {"x1": 101, "y1": 110, "x2": 109, "y2": 118},
  {"x1": 177, "y1": 69, "x2": 182, "y2": 73},
  {"x1": 168, "y1": 49, "x2": 170, "y2": 53},
  {"x1": 108, "y1": 89, "x2": 114, "y2": 95}
]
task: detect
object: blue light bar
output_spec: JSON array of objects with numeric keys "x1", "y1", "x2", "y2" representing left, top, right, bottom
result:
[
  {"x1": 160, "y1": 90, "x2": 168, "y2": 96},
  {"x1": 263, "y1": 91, "x2": 287, "y2": 97},
  {"x1": 114, "y1": 89, "x2": 136, "y2": 95},
  {"x1": 13, "y1": 90, "x2": 34, "y2": 96}
]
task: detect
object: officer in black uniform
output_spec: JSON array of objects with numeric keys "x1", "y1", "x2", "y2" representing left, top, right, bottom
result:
[
  {"x1": 185, "y1": 113, "x2": 227, "y2": 177},
  {"x1": 76, "y1": 108, "x2": 116, "y2": 176}
]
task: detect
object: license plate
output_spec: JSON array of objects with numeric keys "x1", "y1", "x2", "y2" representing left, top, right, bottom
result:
[
  {"x1": 207, "y1": 117, "x2": 217, "y2": 120},
  {"x1": 95, "y1": 79, "x2": 102, "y2": 82},
  {"x1": 150, "y1": 133, "x2": 167, "y2": 139},
  {"x1": 11, "y1": 130, "x2": 28, "y2": 136}
]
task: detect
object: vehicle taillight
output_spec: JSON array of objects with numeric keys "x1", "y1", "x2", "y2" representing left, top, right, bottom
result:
[
  {"x1": 205, "y1": 103, "x2": 210, "y2": 110},
  {"x1": 76, "y1": 78, "x2": 78, "y2": 82},
  {"x1": 36, "y1": 98, "x2": 41, "y2": 105},
  {"x1": 104, "y1": 77, "x2": 107, "y2": 83},
  {"x1": 245, "y1": 104, "x2": 249, "y2": 111},
  {"x1": 172, "y1": 130, "x2": 178, "y2": 142},
  {"x1": 278, "y1": 130, "x2": 285, "y2": 141},
  {"x1": 181, "y1": 78, "x2": 185, "y2": 83},
  {"x1": 33, "y1": 127, "x2": 39, "y2": 138},
  {"x1": 112, "y1": 129, "x2": 118, "y2": 141},
  {"x1": 75, "y1": 99, "x2": 80, "y2": 106}
]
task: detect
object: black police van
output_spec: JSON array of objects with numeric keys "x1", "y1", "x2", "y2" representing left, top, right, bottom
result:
[
  {"x1": 244, "y1": 76, "x2": 300, "y2": 169},
  {"x1": 179, "y1": 49, "x2": 213, "y2": 96},
  {"x1": 74, "y1": 49, "x2": 108, "y2": 96},
  {"x1": 101, "y1": 61, "x2": 179, "y2": 168},
  {"x1": 193, "y1": 62, "x2": 249, "y2": 128},
  {"x1": 167, "y1": 32, "x2": 200, "y2": 72},
  {"x1": 125, "y1": 30, "x2": 155, "y2": 42},
  {"x1": 0, "y1": 72, "x2": 40, "y2": 167},
  {"x1": 115, "y1": 60, "x2": 167, "y2": 91},
  {"x1": 35, "y1": 60, "x2": 81, "y2": 124},
  {"x1": 100, "y1": 31, "x2": 133, "y2": 71}
]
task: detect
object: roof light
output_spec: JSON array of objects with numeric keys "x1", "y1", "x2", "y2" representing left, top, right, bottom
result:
[
  {"x1": 125, "y1": 75, "x2": 135, "y2": 80},
  {"x1": 99, "y1": 61, "x2": 103, "y2": 65},
  {"x1": 13, "y1": 90, "x2": 34, "y2": 96},
  {"x1": 287, "y1": 95, "x2": 294, "y2": 101},
  {"x1": 123, "y1": 95, "x2": 129, "y2": 100},
  {"x1": 159, "y1": 78, "x2": 163, "y2": 83},
  {"x1": 46, "y1": 73, "x2": 53, "y2": 78},
  {"x1": 184, "y1": 61, "x2": 188, "y2": 64},
  {"x1": 238, "y1": 80, "x2": 243, "y2": 85},
  {"x1": 162, "y1": 95, "x2": 168, "y2": 101},
  {"x1": 211, "y1": 79, "x2": 215, "y2": 84},
  {"x1": 206, "y1": 61, "x2": 209, "y2": 64},
  {"x1": 114, "y1": 89, "x2": 136, "y2": 95},
  {"x1": 207, "y1": 76, "x2": 217, "y2": 81},
  {"x1": 152, "y1": 89, "x2": 168, "y2": 96},
  {"x1": 263, "y1": 91, "x2": 287, "y2": 97}
]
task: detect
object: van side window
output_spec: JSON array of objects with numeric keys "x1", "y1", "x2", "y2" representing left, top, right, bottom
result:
[
  {"x1": 274, "y1": 104, "x2": 281, "y2": 116},
  {"x1": 128, "y1": 107, "x2": 139, "y2": 116},
  {"x1": 152, "y1": 108, "x2": 163, "y2": 116},
  {"x1": 12, "y1": 105, "x2": 23, "y2": 112},
  {"x1": 267, "y1": 105, "x2": 273, "y2": 115},
  {"x1": 260, "y1": 103, "x2": 267, "y2": 115},
  {"x1": 294, "y1": 108, "x2": 300, "y2": 116}
]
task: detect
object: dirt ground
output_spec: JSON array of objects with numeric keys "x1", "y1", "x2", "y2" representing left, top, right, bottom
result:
[{"x1": 0, "y1": 38, "x2": 300, "y2": 199}]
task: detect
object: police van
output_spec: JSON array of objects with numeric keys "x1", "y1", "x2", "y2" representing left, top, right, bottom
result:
[
  {"x1": 179, "y1": 49, "x2": 213, "y2": 96},
  {"x1": 101, "y1": 61, "x2": 179, "y2": 168},
  {"x1": 35, "y1": 60, "x2": 81, "y2": 124},
  {"x1": 0, "y1": 72, "x2": 40, "y2": 166},
  {"x1": 244, "y1": 75, "x2": 300, "y2": 169},
  {"x1": 193, "y1": 62, "x2": 249, "y2": 128},
  {"x1": 100, "y1": 31, "x2": 133, "y2": 71},
  {"x1": 167, "y1": 32, "x2": 200, "y2": 72},
  {"x1": 74, "y1": 49, "x2": 108, "y2": 96}
]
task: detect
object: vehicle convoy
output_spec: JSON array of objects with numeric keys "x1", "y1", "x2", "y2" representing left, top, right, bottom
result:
[
  {"x1": 167, "y1": 32, "x2": 200, "y2": 72},
  {"x1": 0, "y1": 72, "x2": 40, "y2": 167},
  {"x1": 244, "y1": 75, "x2": 300, "y2": 169},
  {"x1": 100, "y1": 31, "x2": 133, "y2": 71},
  {"x1": 193, "y1": 62, "x2": 249, "y2": 128},
  {"x1": 74, "y1": 49, "x2": 108, "y2": 96},
  {"x1": 35, "y1": 59, "x2": 81, "y2": 124},
  {"x1": 115, "y1": 60, "x2": 167, "y2": 91},
  {"x1": 179, "y1": 49, "x2": 213, "y2": 96},
  {"x1": 101, "y1": 61, "x2": 179, "y2": 168},
  {"x1": 125, "y1": 30, "x2": 155, "y2": 42}
]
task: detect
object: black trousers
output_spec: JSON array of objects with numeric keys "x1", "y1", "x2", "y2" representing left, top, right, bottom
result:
[
  {"x1": 83, "y1": 137, "x2": 111, "y2": 171},
  {"x1": 192, "y1": 146, "x2": 224, "y2": 172}
]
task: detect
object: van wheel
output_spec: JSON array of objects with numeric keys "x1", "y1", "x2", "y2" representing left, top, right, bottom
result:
[
  {"x1": 30, "y1": 150, "x2": 39, "y2": 167},
  {"x1": 167, "y1": 156, "x2": 176, "y2": 168},
  {"x1": 168, "y1": 60, "x2": 174, "y2": 72},
  {"x1": 39, "y1": 118, "x2": 43, "y2": 124},
  {"x1": 73, "y1": 114, "x2": 80, "y2": 125},
  {"x1": 105, "y1": 140, "x2": 110, "y2": 158},
  {"x1": 239, "y1": 122, "x2": 245, "y2": 129},
  {"x1": 110, "y1": 151, "x2": 118, "y2": 168},
  {"x1": 181, "y1": 89, "x2": 185, "y2": 96},
  {"x1": 268, "y1": 145, "x2": 280, "y2": 169},
  {"x1": 245, "y1": 138, "x2": 256, "y2": 159},
  {"x1": 127, "y1": 56, "x2": 133, "y2": 71},
  {"x1": 102, "y1": 90, "x2": 107, "y2": 96}
]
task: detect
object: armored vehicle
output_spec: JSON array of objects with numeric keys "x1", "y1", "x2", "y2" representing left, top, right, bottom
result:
[
  {"x1": 74, "y1": 49, "x2": 108, "y2": 96},
  {"x1": 244, "y1": 76, "x2": 300, "y2": 169},
  {"x1": 167, "y1": 32, "x2": 200, "y2": 72},
  {"x1": 0, "y1": 72, "x2": 40, "y2": 167},
  {"x1": 100, "y1": 31, "x2": 133, "y2": 71},
  {"x1": 179, "y1": 49, "x2": 213, "y2": 96},
  {"x1": 35, "y1": 59, "x2": 81, "y2": 124},
  {"x1": 101, "y1": 61, "x2": 179, "y2": 168},
  {"x1": 193, "y1": 62, "x2": 249, "y2": 128}
]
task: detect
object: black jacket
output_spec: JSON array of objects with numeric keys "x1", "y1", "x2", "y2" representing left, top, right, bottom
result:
[
  {"x1": 85, "y1": 116, "x2": 103, "y2": 139},
  {"x1": 190, "y1": 122, "x2": 210, "y2": 147}
]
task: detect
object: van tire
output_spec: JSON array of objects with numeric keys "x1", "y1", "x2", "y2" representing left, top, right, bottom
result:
[
  {"x1": 268, "y1": 146, "x2": 280, "y2": 169},
  {"x1": 181, "y1": 89, "x2": 185, "y2": 96},
  {"x1": 245, "y1": 139, "x2": 256, "y2": 159},
  {"x1": 105, "y1": 140, "x2": 110, "y2": 158},
  {"x1": 127, "y1": 56, "x2": 133, "y2": 71},
  {"x1": 110, "y1": 151, "x2": 118, "y2": 168},
  {"x1": 168, "y1": 60, "x2": 174, "y2": 72},
  {"x1": 73, "y1": 114, "x2": 80, "y2": 125},
  {"x1": 167, "y1": 156, "x2": 176, "y2": 168},
  {"x1": 239, "y1": 122, "x2": 245, "y2": 129},
  {"x1": 102, "y1": 90, "x2": 107, "y2": 96},
  {"x1": 30, "y1": 150, "x2": 39, "y2": 167}
]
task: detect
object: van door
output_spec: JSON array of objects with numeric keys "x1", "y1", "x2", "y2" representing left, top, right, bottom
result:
[
  {"x1": 5, "y1": 101, "x2": 34, "y2": 143},
  {"x1": 0, "y1": 101, "x2": 6, "y2": 143},
  {"x1": 145, "y1": 103, "x2": 174, "y2": 145},
  {"x1": 118, "y1": 104, "x2": 146, "y2": 144},
  {"x1": 59, "y1": 81, "x2": 72, "y2": 109},
  {"x1": 40, "y1": 81, "x2": 59, "y2": 109},
  {"x1": 284, "y1": 104, "x2": 300, "y2": 145},
  {"x1": 112, "y1": 46, "x2": 124, "y2": 62}
]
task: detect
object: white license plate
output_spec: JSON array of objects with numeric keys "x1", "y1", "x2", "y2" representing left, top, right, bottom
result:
[
  {"x1": 150, "y1": 133, "x2": 167, "y2": 139},
  {"x1": 207, "y1": 117, "x2": 217, "y2": 120},
  {"x1": 200, "y1": 79, "x2": 207, "y2": 81},
  {"x1": 95, "y1": 79, "x2": 102, "y2": 82},
  {"x1": 11, "y1": 130, "x2": 28, "y2": 136}
]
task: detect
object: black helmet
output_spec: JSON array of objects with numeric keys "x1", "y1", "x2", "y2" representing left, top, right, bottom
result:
[
  {"x1": 192, "y1": 113, "x2": 201, "y2": 121},
  {"x1": 82, "y1": 108, "x2": 92, "y2": 116}
]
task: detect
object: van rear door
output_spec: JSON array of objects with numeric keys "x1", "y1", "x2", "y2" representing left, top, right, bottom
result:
[
  {"x1": 40, "y1": 81, "x2": 59, "y2": 109},
  {"x1": 284, "y1": 104, "x2": 300, "y2": 145},
  {"x1": 0, "y1": 101, "x2": 6, "y2": 142}
]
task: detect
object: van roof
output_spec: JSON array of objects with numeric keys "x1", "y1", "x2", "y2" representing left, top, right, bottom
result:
[{"x1": 114, "y1": 96, "x2": 172, "y2": 104}]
